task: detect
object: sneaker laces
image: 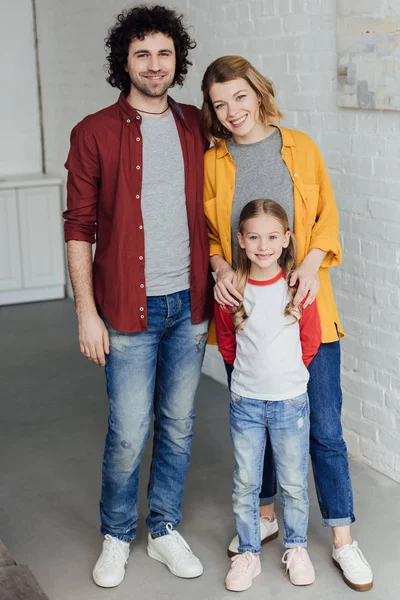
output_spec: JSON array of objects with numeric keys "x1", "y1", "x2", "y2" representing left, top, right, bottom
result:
[
  {"x1": 164, "y1": 523, "x2": 193, "y2": 558},
  {"x1": 336, "y1": 542, "x2": 370, "y2": 572},
  {"x1": 230, "y1": 552, "x2": 255, "y2": 574},
  {"x1": 102, "y1": 535, "x2": 128, "y2": 567},
  {"x1": 282, "y1": 547, "x2": 308, "y2": 572}
]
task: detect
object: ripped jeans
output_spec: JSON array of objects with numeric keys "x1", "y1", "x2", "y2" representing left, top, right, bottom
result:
[
  {"x1": 230, "y1": 391, "x2": 310, "y2": 553},
  {"x1": 100, "y1": 289, "x2": 208, "y2": 542}
]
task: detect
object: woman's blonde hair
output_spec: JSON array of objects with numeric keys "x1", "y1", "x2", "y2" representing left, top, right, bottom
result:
[
  {"x1": 201, "y1": 55, "x2": 283, "y2": 143},
  {"x1": 233, "y1": 199, "x2": 298, "y2": 332}
]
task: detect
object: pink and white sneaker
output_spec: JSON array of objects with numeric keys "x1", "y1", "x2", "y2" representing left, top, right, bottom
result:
[
  {"x1": 282, "y1": 547, "x2": 315, "y2": 586},
  {"x1": 225, "y1": 552, "x2": 261, "y2": 592}
]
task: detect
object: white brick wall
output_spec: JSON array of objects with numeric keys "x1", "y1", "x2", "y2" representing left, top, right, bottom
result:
[{"x1": 36, "y1": 0, "x2": 400, "y2": 481}]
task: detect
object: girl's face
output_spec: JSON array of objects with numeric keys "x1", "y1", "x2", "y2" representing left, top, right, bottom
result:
[
  {"x1": 209, "y1": 78, "x2": 266, "y2": 144},
  {"x1": 238, "y1": 214, "x2": 290, "y2": 276}
]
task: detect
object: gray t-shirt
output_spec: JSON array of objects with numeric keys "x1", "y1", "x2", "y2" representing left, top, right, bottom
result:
[
  {"x1": 227, "y1": 128, "x2": 294, "y2": 268},
  {"x1": 140, "y1": 112, "x2": 190, "y2": 296}
]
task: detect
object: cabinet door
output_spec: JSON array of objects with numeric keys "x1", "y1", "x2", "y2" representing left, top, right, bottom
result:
[
  {"x1": 0, "y1": 188, "x2": 22, "y2": 291},
  {"x1": 17, "y1": 186, "x2": 65, "y2": 288}
]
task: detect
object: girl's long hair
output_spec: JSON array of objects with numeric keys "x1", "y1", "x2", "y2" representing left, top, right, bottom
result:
[
  {"x1": 201, "y1": 55, "x2": 283, "y2": 144},
  {"x1": 233, "y1": 199, "x2": 298, "y2": 332}
]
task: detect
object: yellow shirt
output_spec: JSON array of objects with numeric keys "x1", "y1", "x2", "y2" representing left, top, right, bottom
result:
[{"x1": 204, "y1": 126, "x2": 344, "y2": 345}]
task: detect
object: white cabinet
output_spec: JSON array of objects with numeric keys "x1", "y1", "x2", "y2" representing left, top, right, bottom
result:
[{"x1": 0, "y1": 176, "x2": 66, "y2": 305}]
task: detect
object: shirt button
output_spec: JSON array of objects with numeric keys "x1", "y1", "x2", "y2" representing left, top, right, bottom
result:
[
  {"x1": 140, "y1": 284, "x2": 144, "y2": 288},
  {"x1": 140, "y1": 315, "x2": 145, "y2": 319},
  {"x1": 294, "y1": 173, "x2": 298, "y2": 177},
  {"x1": 126, "y1": 119, "x2": 131, "y2": 124},
  {"x1": 136, "y1": 137, "x2": 141, "y2": 142},
  {"x1": 136, "y1": 115, "x2": 140, "y2": 120},
  {"x1": 136, "y1": 165, "x2": 140, "y2": 170},
  {"x1": 140, "y1": 307, "x2": 144, "y2": 311},
  {"x1": 136, "y1": 194, "x2": 140, "y2": 199},
  {"x1": 139, "y1": 256, "x2": 143, "y2": 260},
  {"x1": 139, "y1": 225, "x2": 143, "y2": 229}
]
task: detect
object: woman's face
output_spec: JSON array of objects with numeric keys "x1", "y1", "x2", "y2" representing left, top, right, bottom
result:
[{"x1": 209, "y1": 78, "x2": 264, "y2": 143}]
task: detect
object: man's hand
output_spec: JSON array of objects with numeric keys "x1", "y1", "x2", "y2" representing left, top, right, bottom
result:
[
  {"x1": 78, "y1": 312, "x2": 110, "y2": 366},
  {"x1": 214, "y1": 267, "x2": 242, "y2": 307}
]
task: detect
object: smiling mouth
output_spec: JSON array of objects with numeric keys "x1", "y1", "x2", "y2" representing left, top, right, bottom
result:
[
  {"x1": 230, "y1": 114, "x2": 248, "y2": 127},
  {"x1": 256, "y1": 254, "x2": 273, "y2": 259},
  {"x1": 143, "y1": 74, "x2": 166, "y2": 82}
]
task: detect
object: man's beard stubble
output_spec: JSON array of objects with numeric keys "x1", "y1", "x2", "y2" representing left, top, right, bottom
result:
[{"x1": 131, "y1": 73, "x2": 173, "y2": 98}]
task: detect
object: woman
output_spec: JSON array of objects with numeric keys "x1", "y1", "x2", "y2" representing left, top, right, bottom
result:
[{"x1": 201, "y1": 55, "x2": 373, "y2": 592}]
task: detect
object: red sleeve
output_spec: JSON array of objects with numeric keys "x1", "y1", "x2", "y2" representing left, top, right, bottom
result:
[
  {"x1": 63, "y1": 123, "x2": 100, "y2": 244},
  {"x1": 214, "y1": 301, "x2": 236, "y2": 366},
  {"x1": 299, "y1": 300, "x2": 321, "y2": 367}
]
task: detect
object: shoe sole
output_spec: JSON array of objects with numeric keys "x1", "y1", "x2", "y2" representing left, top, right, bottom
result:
[
  {"x1": 147, "y1": 546, "x2": 203, "y2": 578},
  {"x1": 92, "y1": 571, "x2": 125, "y2": 588},
  {"x1": 227, "y1": 530, "x2": 279, "y2": 558},
  {"x1": 287, "y1": 572, "x2": 315, "y2": 586},
  {"x1": 333, "y1": 558, "x2": 374, "y2": 592},
  {"x1": 225, "y1": 562, "x2": 261, "y2": 592}
]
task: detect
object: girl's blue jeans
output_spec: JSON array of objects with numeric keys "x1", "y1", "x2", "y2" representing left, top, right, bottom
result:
[{"x1": 230, "y1": 391, "x2": 310, "y2": 553}]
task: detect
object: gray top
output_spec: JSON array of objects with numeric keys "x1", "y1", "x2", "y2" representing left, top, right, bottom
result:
[
  {"x1": 140, "y1": 111, "x2": 190, "y2": 296},
  {"x1": 227, "y1": 128, "x2": 294, "y2": 269}
]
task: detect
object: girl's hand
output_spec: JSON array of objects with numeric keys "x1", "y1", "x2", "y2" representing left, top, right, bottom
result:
[
  {"x1": 214, "y1": 267, "x2": 243, "y2": 307},
  {"x1": 290, "y1": 266, "x2": 320, "y2": 308}
]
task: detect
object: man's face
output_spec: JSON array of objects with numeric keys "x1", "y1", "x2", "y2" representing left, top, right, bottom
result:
[{"x1": 126, "y1": 32, "x2": 176, "y2": 98}]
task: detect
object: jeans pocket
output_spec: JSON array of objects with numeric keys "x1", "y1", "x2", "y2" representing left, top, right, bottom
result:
[
  {"x1": 287, "y1": 392, "x2": 308, "y2": 410},
  {"x1": 230, "y1": 391, "x2": 242, "y2": 404}
]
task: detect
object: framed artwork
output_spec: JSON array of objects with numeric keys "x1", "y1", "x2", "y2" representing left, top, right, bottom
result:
[{"x1": 337, "y1": 2, "x2": 400, "y2": 110}]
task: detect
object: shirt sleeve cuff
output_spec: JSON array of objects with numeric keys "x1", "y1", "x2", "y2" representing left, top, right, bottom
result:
[
  {"x1": 209, "y1": 243, "x2": 224, "y2": 257},
  {"x1": 309, "y1": 236, "x2": 342, "y2": 267}
]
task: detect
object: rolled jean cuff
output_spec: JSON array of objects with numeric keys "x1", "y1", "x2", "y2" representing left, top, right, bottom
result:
[
  {"x1": 100, "y1": 530, "x2": 133, "y2": 544},
  {"x1": 284, "y1": 540, "x2": 307, "y2": 548},
  {"x1": 323, "y1": 514, "x2": 355, "y2": 527},
  {"x1": 260, "y1": 495, "x2": 277, "y2": 506},
  {"x1": 238, "y1": 546, "x2": 261, "y2": 555},
  {"x1": 150, "y1": 527, "x2": 172, "y2": 539}
]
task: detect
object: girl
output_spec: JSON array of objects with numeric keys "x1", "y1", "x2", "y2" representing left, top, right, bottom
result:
[
  {"x1": 202, "y1": 55, "x2": 373, "y2": 593},
  {"x1": 215, "y1": 199, "x2": 320, "y2": 592}
]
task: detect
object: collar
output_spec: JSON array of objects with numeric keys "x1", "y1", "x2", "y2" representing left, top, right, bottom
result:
[
  {"x1": 247, "y1": 269, "x2": 285, "y2": 286},
  {"x1": 117, "y1": 92, "x2": 185, "y2": 122},
  {"x1": 215, "y1": 125, "x2": 296, "y2": 158}
]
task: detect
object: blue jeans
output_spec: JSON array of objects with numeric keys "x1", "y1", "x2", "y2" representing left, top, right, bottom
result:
[
  {"x1": 100, "y1": 289, "x2": 208, "y2": 542},
  {"x1": 230, "y1": 392, "x2": 310, "y2": 553},
  {"x1": 259, "y1": 341, "x2": 355, "y2": 526},
  {"x1": 225, "y1": 362, "x2": 277, "y2": 504}
]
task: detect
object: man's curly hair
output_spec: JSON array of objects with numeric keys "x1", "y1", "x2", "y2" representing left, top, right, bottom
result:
[{"x1": 105, "y1": 4, "x2": 196, "y2": 96}]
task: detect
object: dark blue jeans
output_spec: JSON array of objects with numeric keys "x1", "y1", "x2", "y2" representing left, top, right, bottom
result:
[{"x1": 226, "y1": 341, "x2": 355, "y2": 526}]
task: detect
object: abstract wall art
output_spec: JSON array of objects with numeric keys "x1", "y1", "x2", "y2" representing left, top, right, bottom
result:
[{"x1": 337, "y1": 2, "x2": 400, "y2": 111}]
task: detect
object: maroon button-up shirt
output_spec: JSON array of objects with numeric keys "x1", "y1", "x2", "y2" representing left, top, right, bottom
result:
[{"x1": 63, "y1": 93, "x2": 213, "y2": 332}]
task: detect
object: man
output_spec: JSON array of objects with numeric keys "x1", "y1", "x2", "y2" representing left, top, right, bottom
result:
[{"x1": 63, "y1": 4, "x2": 212, "y2": 588}]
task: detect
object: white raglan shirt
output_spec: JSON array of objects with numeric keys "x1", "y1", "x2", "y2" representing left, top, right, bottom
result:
[{"x1": 231, "y1": 275, "x2": 310, "y2": 401}]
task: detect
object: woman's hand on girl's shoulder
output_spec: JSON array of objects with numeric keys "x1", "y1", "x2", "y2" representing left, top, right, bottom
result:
[
  {"x1": 214, "y1": 267, "x2": 243, "y2": 307},
  {"x1": 290, "y1": 265, "x2": 320, "y2": 308}
]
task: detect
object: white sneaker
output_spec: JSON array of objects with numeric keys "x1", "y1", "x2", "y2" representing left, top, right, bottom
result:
[
  {"x1": 92, "y1": 535, "x2": 130, "y2": 588},
  {"x1": 228, "y1": 515, "x2": 279, "y2": 557},
  {"x1": 332, "y1": 541, "x2": 373, "y2": 591},
  {"x1": 147, "y1": 523, "x2": 203, "y2": 578}
]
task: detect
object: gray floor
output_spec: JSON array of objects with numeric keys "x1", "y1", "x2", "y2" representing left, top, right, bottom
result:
[{"x1": 0, "y1": 299, "x2": 399, "y2": 600}]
